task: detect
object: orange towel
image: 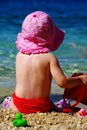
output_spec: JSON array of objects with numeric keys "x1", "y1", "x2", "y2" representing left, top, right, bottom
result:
[{"x1": 12, "y1": 93, "x2": 51, "y2": 114}]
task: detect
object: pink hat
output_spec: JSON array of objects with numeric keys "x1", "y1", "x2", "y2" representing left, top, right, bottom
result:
[{"x1": 16, "y1": 11, "x2": 65, "y2": 54}]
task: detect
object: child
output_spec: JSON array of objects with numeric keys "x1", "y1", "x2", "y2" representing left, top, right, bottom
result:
[{"x1": 9, "y1": 11, "x2": 87, "y2": 114}]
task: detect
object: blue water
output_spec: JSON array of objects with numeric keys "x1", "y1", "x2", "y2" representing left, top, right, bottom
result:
[{"x1": 0, "y1": 0, "x2": 87, "y2": 87}]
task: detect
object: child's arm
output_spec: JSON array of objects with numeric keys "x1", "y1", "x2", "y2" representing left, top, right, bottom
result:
[
  {"x1": 64, "y1": 75, "x2": 87, "y2": 88},
  {"x1": 50, "y1": 54, "x2": 87, "y2": 89}
]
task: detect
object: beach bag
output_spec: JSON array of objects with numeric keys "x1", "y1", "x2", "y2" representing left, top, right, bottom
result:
[{"x1": 63, "y1": 73, "x2": 87, "y2": 106}]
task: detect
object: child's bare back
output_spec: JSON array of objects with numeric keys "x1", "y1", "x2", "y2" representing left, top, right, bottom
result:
[{"x1": 15, "y1": 52, "x2": 53, "y2": 99}]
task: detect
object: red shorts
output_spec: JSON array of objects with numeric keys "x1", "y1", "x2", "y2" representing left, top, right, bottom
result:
[{"x1": 12, "y1": 93, "x2": 51, "y2": 114}]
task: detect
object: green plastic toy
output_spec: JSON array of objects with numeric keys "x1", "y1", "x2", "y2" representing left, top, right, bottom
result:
[
  {"x1": 13, "y1": 113, "x2": 27, "y2": 127},
  {"x1": 15, "y1": 113, "x2": 22, "y2": 119}
]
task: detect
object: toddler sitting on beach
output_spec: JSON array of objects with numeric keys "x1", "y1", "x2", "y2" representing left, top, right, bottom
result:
[{"x1": 8, "y1": 11, "x2": 87, "y2": 114}]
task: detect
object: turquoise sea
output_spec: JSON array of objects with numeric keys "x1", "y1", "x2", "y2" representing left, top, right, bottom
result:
[{"x1": 0, "y1": 0, "x2": 87, "y2": 88}]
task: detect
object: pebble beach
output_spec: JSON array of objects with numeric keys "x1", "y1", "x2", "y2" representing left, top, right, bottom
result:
[{"x1": 0, "y1": 108, "x2": 87, "y2": 130}]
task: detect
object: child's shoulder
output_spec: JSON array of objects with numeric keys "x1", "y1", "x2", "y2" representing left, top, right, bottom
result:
[
  {"x1": 46, "y1": 53, "x2": 57, "y2": 62},
  {"x1": 48, "y1": 53, "x2": 56, "y2": 58}
]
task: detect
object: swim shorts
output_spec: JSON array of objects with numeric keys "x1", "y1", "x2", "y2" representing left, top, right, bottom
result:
[{"x1": 12, "y1": 93, "x2": 51, "y2": 114}]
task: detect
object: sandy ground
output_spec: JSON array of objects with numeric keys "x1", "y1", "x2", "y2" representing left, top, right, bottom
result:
[{"x1": 0, "y1": 108, "x2": 87, "y2": 130}]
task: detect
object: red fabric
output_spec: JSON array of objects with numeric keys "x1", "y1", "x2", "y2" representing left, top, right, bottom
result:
[
  {"x1": 63, "y1": 73, "x2": 87, "y2": 106},
  {"x1": 12, "y1": 93, "x2": 51, "y2": 114}
]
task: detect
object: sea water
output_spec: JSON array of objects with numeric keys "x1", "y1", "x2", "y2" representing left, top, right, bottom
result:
[{"x1": 0, "y1": 0, "x2": 87, "y2": 88}]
